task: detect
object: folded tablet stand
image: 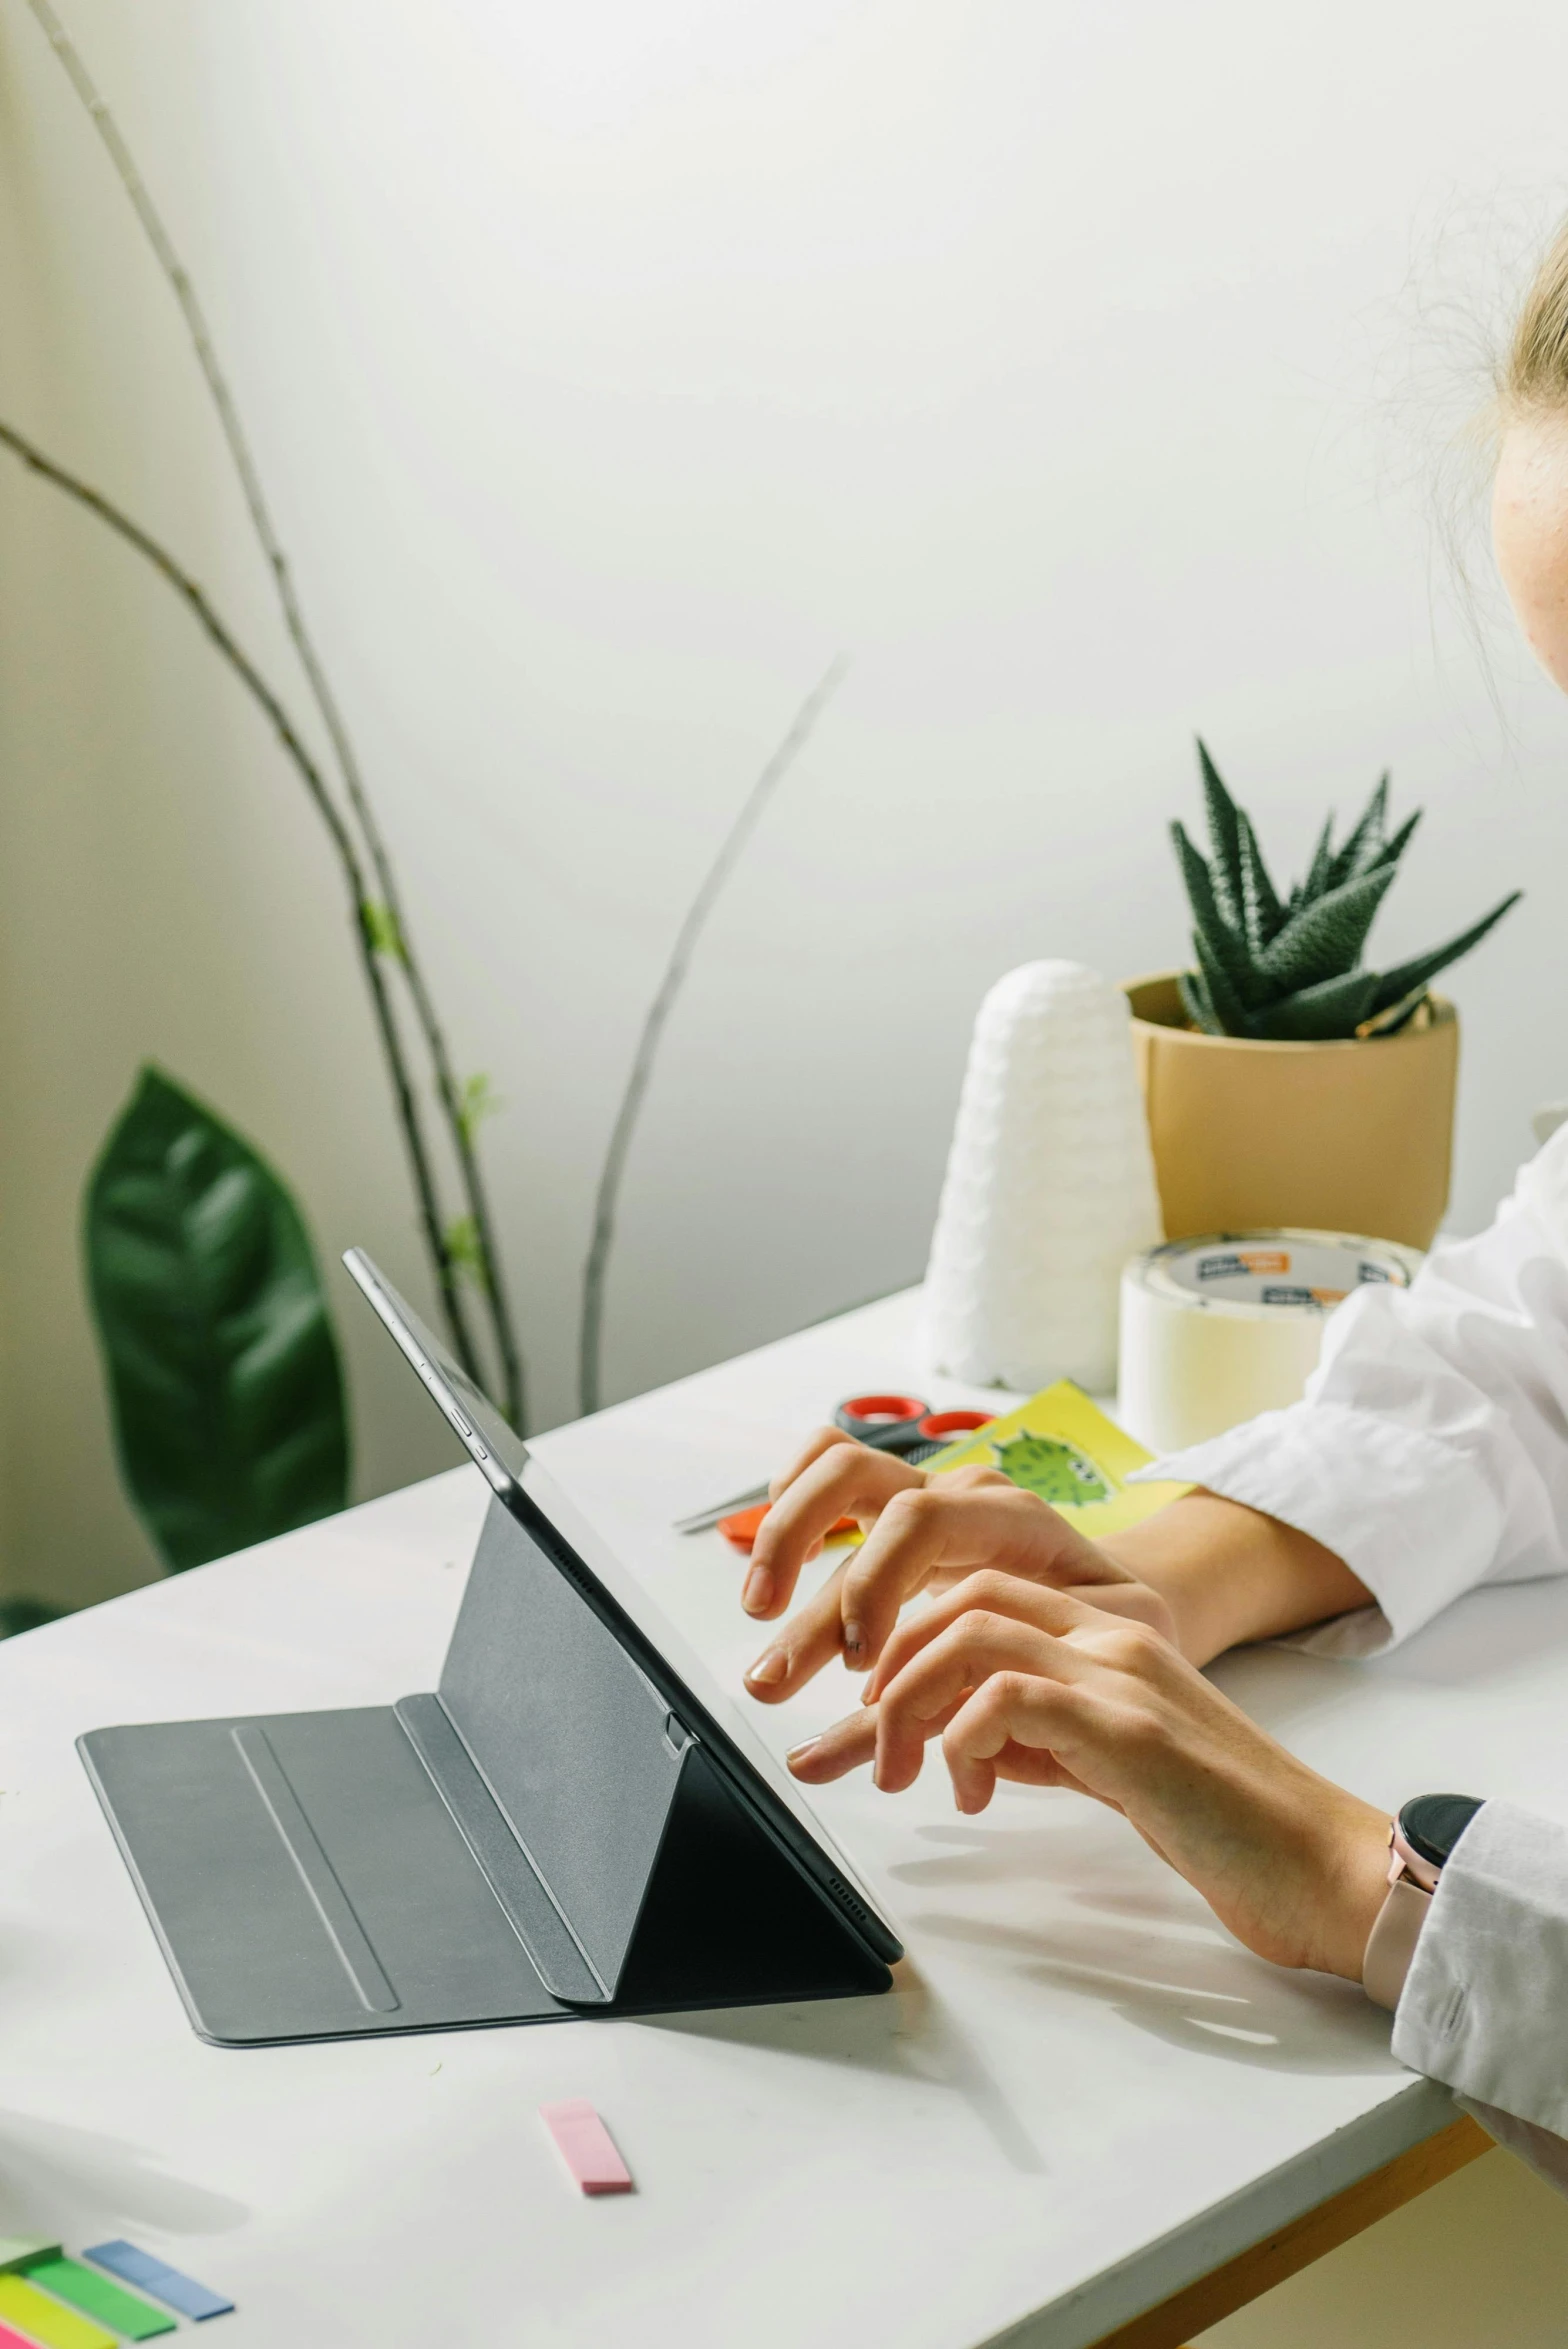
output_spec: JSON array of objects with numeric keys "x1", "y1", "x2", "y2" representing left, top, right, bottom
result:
[{"x1": 80, "y1": 1494, "x2": 891, "y2": 2045}]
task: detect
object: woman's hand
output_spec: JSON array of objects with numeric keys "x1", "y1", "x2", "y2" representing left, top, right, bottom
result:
[
  {"x1": 786, "y1": 1571, "x2": 1391, "y2": 1980},
  {"x1": 740, "y1": 1428, "x2": 1178, "y2": 1703}
]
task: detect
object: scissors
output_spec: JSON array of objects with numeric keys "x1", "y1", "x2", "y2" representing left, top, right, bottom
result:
[{"x1": 673, "y1": 1393, "x2": 996, "y2": 1535}]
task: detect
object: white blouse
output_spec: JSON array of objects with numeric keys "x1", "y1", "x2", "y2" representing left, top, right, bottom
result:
[{"x1": 1145, "y1": 1122, "x2": 1568, "y2": 2174}]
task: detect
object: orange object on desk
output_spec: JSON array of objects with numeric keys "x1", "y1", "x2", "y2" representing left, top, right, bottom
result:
[{"x1": 718, "y1": 1503, "x2": 859, "y2": 1553}]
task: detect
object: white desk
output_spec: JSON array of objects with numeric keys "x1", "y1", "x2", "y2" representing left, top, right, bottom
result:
[{"x1": 0, "y1": 1289, "x2": 1553, "y2": 2349}]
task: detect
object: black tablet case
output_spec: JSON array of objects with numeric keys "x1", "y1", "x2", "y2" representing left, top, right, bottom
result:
[{"x1": 79, "y1": 1494, "x2": 892, "y2": 2045}]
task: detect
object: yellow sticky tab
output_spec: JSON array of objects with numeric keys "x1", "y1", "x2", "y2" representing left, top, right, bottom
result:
[
  {"x1": 926, "y1": 1380, "x2": 1190, "y2": 1538},
  {"x1": 0, "y1": 2274, "x2": 117, "y2": 2349}
]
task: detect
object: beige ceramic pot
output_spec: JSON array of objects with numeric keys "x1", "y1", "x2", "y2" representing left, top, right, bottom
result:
[{"x1": 1124, "y1": 972, "x2": 1458, "y2": 1250}]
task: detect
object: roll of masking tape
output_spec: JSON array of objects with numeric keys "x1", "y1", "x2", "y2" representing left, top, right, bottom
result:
[{"x1": 1118, "y1": 1229, "x2": 1423, "y2": 1456}]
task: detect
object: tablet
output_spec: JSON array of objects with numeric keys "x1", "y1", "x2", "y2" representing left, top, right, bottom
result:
[{"x1": 343, "y1": 1249, "x2": 903, "y2": 1971}]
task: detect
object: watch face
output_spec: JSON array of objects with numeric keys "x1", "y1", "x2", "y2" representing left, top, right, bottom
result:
[{"x1": 1401, "y1": 1792, "x2": 1484, "y2": 1871}]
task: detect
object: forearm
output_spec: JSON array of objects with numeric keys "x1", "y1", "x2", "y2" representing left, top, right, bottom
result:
[{"x1": 1101, "y1": 1491, "x2": 1373, "y2": 1667}]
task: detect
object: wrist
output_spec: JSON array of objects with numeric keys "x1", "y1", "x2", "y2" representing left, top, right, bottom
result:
[
  {"x1": 1102, "y1": 1493, "x2": 1372, "y2": 1668},
  {"x1": 1097, "y1": 1530, "x2": 1247, "y2": 1666},
  {"x1": 1309, "y1": 1791, "x2": 1393, "y2": 1982}
]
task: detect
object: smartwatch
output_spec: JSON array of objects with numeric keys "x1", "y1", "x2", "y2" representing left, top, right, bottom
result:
[{"x1": 1362, "y1": 1792, "x2": 1485, "y2": 2010}]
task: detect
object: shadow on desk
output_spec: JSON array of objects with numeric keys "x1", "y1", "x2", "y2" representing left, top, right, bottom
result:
[
  {"x1": 646, "y1": 1967, "x2": 1049, "y2": 2175},
  {"x1": 0, "y1": 2108, "x2": 247, "y2": 2245},
  {"x1": 913, "y1": 1908, "x2": 1383, "y2": 2076},
  {"x1": 891, "y1": 1812, "x2": 1388, "y2": 2078}
]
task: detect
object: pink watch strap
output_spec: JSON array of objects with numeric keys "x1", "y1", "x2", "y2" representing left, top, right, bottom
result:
[{"x1": 1362, "y1": 1824, "x2": 1437, "y2": 2010}]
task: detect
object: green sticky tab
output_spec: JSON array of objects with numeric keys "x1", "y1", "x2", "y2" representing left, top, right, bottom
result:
[
  {"x1": 0, "y1": 2273, "x2": 116, "y2": 2349},
  {"x1": 22, "y1": 2258, "x2": 176, "y2": 2340},
  {"x1": 0, "y1": 2239, "x2": 61, "y2": 2276}
]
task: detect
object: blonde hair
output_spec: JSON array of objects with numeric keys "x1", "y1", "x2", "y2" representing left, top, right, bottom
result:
[{"x1": 1502, "y1": 216, "x2": 1568, "y2": 418}]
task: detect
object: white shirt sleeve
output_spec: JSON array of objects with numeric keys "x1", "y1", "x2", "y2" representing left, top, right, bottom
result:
[
  {"x1": 1394, "y1": 1800, "x2": 1568, "y2": 2187},
  {"x1": 1135, "y1": 1123, "x2": 1568, "y2": 1654}
]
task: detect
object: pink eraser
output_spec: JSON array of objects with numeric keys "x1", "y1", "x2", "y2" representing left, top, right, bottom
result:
[{"x1": 540, "y1": 2099, "x2": 634, "y2": 2195}]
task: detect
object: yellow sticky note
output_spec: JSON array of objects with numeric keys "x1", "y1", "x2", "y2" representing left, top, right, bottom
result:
[
  {"x1": 0, "y1": 2273, "x2": 117, "y2": 2349},
  {"x1": 926, "y1": 1380, "x2": 1190, "y2": 1539}
]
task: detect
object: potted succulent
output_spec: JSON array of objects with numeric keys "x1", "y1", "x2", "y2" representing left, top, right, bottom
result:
[{"x1": 1126, "y1": 745, "x2": 1521, "y2": 1249}]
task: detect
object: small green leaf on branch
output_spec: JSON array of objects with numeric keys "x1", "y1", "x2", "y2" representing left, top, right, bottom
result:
[
  {"x1": 445, "y1": 1213, "x2": 485, "y2": 1283},
  {"x1": 359, "y1": 900, "x2": 407, "y2": 963},
  {"x1": 457, "y1": 1073, "x2": 500, "y2": 1146}
]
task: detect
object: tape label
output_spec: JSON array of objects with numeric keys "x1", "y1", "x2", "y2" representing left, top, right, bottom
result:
[
  {"x1": 1164, "y1": 1234, "x2": 1416, "y2": 1307},
  {"x1": 1261, "y1": 1284, "x2": 1349, "y2": 1308},
  {"x1": 1197, "y1": 1250, "x2": 1290, "y2": 1281}
]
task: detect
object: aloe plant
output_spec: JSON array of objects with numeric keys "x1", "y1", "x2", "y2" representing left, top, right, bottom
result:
[{"x1": 1171, "y1": 745, "x2": 1521, "y2": 1042}]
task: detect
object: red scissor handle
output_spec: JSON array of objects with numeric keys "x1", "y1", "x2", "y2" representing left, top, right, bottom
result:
[{"x1": 834, "y1": 1393, "x2": 929, "y2": 1436}]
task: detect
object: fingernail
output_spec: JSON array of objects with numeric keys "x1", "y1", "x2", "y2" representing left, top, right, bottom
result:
[
  {"x1": 786, "y1": 1737, "x2": 820, "y2": 1765},
  {"x1": 843, "y1": 1620, "x2": 866, "y2": 1664},
  {"x1": 743, "y1": 1566, "x2": 774, "y2": 1613},
  {"x1": 746, "y1": 1650, "x2": 788, "y2": 1687}
]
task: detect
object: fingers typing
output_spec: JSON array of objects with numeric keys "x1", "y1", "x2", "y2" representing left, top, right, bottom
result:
[{"x1": 743, "y1": 1438, "x2": 926, "y2": 1620}]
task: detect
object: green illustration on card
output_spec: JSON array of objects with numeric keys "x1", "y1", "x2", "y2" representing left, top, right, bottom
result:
[
  {"x1": 988, "y1": 1433, "x2": 1112, "y2": 1507},
  {"x1": 926, "y1": 1379, "x2": 1190, "y2": 1538}
]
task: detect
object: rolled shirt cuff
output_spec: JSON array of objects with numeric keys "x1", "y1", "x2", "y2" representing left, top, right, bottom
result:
[
  {"x1": 1393, "y1": 1801, "x2": 1568, "y2": 2141},
  {"x1": 1130, "y1": 1401, "x2": 1504, "y2": 1655}
]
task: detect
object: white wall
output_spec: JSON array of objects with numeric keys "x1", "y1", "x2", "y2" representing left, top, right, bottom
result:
[{"x1": 3, "y1": 0, "x2": 1568, "y2": 1606}]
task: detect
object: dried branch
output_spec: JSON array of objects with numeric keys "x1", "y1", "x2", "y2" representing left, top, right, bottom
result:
[
  {"x1": 578, "y1": 660, "x2": 848, "y2": 1416},
  {"x1": 0, "y1": 415, "x2": 488, "y2": 1386},
  {"x1": 24, "y1": 0, "x2": 524, "y2": 1428}
]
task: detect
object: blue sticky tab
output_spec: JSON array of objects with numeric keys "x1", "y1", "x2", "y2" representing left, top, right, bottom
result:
[{"x1": 81, "y1": 2243, "x2": 234, "y2": 2322}]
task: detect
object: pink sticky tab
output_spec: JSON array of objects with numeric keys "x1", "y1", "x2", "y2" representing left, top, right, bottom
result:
[{"x1": 540, "y1": 2099, "x2": 634, "y2": 2195}]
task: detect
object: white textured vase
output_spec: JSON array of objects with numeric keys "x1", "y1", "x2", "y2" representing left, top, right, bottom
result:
[{"x1": 920, "y1": 960, "x2": 1162, "y2": 1394}]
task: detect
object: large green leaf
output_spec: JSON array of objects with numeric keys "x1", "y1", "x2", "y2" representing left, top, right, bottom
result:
[
  {"x1": 0, "y1": 1596, "x2": 64, "y2": 1641},
  {"x1": 85, "y1": 1067, "x2": 349, "y2": 1572}
]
